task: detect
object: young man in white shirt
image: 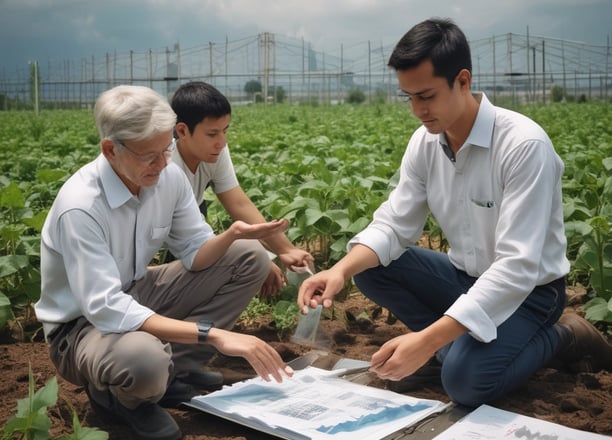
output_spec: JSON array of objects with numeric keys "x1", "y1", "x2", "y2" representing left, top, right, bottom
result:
[
  {"x1": 298, "y1": 18, "x2": 612, "y2": 407},
  {"x1": 35, "y1": 85, "x2": 294, "y2": 440},
  {"x1": 170, "y1": 81, "x2": 313, "y2": 297}
]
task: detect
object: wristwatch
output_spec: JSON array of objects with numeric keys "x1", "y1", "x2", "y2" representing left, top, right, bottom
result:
[{"x1": 197, "y1": 319, "x2": 214, "y2": 343}]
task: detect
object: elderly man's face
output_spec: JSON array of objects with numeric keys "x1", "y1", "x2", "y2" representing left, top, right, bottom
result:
[{"x1": 104, "y1": 131, "x2": 174, "y2": 195}]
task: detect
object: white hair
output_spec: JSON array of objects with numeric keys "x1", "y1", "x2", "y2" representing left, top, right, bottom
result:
[{"x1": 94, "y1": 85, "x2": 176, "y2": 143}]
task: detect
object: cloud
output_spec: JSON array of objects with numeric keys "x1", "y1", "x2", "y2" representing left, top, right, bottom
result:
[{"x1": 0, "y1": 0, "x2": 610, "y2": 73}]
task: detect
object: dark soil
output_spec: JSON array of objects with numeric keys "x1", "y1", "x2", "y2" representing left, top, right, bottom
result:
[{"x1": 1, "y1": 291, "x2": 611, "y2": 439}]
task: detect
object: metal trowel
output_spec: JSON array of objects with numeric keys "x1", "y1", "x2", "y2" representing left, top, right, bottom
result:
[{"x1": 288, "y1": 265, "x2": 331, "y2": 349}]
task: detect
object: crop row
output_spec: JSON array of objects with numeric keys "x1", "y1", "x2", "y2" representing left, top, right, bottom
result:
[{"x1": 0, "y1": 102, "x2": 610, "y2": 340}]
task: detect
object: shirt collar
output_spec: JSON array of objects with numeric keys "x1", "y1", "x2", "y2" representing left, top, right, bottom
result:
[
  {"x1": 465, "y1": 92, "x2": 495, "y2": 149},
  {"x1": 437, "y1": 92, "x2": 496, "y2": 151},
  {"x1": 97, "y1": 155, "x2": 135, "y2": 209}
]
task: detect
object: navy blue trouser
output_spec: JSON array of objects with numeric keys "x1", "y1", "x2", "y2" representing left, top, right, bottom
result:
[{"x1": 353, "y1": 246, "x2": 566, "y2": 407}]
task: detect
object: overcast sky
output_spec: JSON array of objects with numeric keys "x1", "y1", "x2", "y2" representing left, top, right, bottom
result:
[{"x1": 1, "y1": 0, "x2": 610, "y2": 73}]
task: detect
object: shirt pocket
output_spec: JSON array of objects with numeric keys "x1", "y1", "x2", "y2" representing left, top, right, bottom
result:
[{"x1": 468, "y1": 198, "x2": 498, "y2": 266}]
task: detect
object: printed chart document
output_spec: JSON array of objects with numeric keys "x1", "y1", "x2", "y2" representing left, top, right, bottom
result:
[
  {"x1": 433, "y1": 404, "x2": 610, "y2": 440},
  {"x1": 186, "y1": 366, "x2": 447, "y2": 440}
]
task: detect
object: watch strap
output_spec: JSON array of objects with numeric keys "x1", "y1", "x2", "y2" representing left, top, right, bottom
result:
[{"x1": 197, "y1": 319, "x2": 214, "y2": 343}]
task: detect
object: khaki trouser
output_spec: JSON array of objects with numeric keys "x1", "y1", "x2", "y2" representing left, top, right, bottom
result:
[{"x1": 48, "y1": 239, "x2": 269, "y2": 409}]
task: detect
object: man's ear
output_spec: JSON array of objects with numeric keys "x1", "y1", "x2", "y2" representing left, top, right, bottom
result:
[
  {"x1": 175, "y1": 122, "x2": 190, "y2": 138},
  {"x1": 457, "y1": 69, "x2": 471, "y2": 90},
  {"x1": 101, "y1": 139, "x2": 118, "y2": 160}
]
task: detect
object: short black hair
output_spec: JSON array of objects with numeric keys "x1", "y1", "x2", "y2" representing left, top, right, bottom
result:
[
  {"x1": 170, "y1": 81, "x2": 231, "y2": 134},
  {"x1": 388, "y1": 18, "x2": 472, "y2": 87}
]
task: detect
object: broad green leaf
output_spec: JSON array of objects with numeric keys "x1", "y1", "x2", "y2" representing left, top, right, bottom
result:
[
  {"x1": 563, "y1": 200, "x2": 592, "y2": 221},
  {"x1": 303, "y1": 208, "x2": 325, "y2": 226},
  {"x1": 0, "y1": 292, "x2": 13, "y2": 328},
  {"x1": 330, "y1": 236, "x2": 349, "y2": 253},
  {"x1": 28, "y1": 411, "x2": 53, "y2": 438},
  {"x1": 346, "y1": 217, "x2": 371, "y2": 233},
  {"x1": 2, "y1": 415, "x2": 31, "y2": 435},
  {"x1": 563, "y1": 220, "x2": 592, "y2": 238},
  {"x1": 22, "y1": 209, "x2": 49, "y2": 233},
  {"x1": 36, "y1": 168, "x2": 67, "y2": 184},
  {"x1": 0, "y1": 182, "x2": 26, "y2": 209},
  {"x1": 18, "y1": 236, "x2": 42, "y2": 257},
  {"x1": 23, "y1": 272, "x2": 42, "y2": 302},
  {"x1": 58, "y1": 413, "x2": 109, "y2": 439},
  {"x1": 0, "y1": 254, "x2": 30, "y2": 278},
  {"x1": 1, "y1": 223, "x2": 27, "y2": 242},
  {"x1": 32, "y1": 377, "x2": 58, "y2": 412},
  {"x1": 0, "y1": 292, "x2": 10, "y2": 307},
  {"x1": 326, "y1": 209, "x2": 350, "y2": 230},
  {"x1": 584, "y1": 297, "x2": 612, "y2": 323}
]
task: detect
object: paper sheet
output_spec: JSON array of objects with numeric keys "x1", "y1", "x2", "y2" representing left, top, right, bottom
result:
[
  {"x1": 186, "y1": 366, "x2": 448, "y2": 440},
  {"x1": 433, "y1": 404, "x2": 610, "y2": 440}
]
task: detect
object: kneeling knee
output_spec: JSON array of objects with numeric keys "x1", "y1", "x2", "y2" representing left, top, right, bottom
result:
[
  {"x1": 233, "y1": 240, "x2": 270, "y2": 274},
  {"x1": 112, "y1": 332, "x2": 172, "y2": 398},
  {"x1": 441, "y1": 364, "x2": 501, "y2": 408}
]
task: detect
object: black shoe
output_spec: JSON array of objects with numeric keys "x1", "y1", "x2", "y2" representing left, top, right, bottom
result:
[
  {"x1": 555, "y1": 312, "x2": 612, "y2": 372},
  {"x1": 158, "y1": 379, "x2": 195, "y2": 408},
  {"x1": 85, "y1": 384, "x2": 181, "y2": 440},
  {"x1": 386, "y1": 358, "x2": 442, "y2": 393},
  {"x1": 176, "y1": 369, "x2": 224, "y2": 391}
]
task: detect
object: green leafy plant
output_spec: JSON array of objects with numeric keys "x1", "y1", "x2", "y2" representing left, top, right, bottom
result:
[
  {"x1": 0, "y1": 103, "x2": 610, "y2": 336},
  {"x1": 0, "y1": 182, "x2": 44, "y2": 340},
  {"x1": 271, "y1": 299, "x2": 300, "y2": 339},
  {"x1": 0, "y1": 363, "x2": 108, "y2": 440},
  {"x1": 558, "y1": 152, "x2": 611, "y2": 322}
]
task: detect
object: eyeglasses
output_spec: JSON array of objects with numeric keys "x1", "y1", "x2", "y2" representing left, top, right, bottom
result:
[{"x1": 116, "y1": 138, "x2": 176, "y2": 165}]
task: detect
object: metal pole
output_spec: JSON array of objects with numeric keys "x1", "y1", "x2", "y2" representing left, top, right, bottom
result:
[
  {"x1": 542, "y1": 41, "x2": 546, "y2": 104},
  {"x1": 562, "y1": 40, "x2": 566, "y2": 100},
  {"x1": 606, "y1": 34, "x2": 610, "y2": 101},
  {"x1": 526, "y1": 26, "x2": 531, "y2": 102},
  {"x1": 263, "y1": 33, "x2": 269, "y2": 105},
  {"x1": 32, "y1": 61, "x2": 39, "y2": 114},
  {"x1": 368, "y1": 40, "x2": 371, "y2": 103},
  {"x1": 340, "y1": 43, "x2": 343, "y2": 103},
  {"x1": 106, "y1": 52, "x2": 110, "y2": 90},
  {"x1": 91, "y1": 55, "x2": 95, "y2": 105},
  {"x1": 492, "y1": 36, "x2": 496, "y2": 104},
  {"x1": 149, "y1": 49, "x2": 153, "y2": 88},
  {"x1": 532, "y1": 47, "x2": 536, "y2": 103},
  {"x1": 209, "y1": 42, "x2": 213, "y2": 81}
]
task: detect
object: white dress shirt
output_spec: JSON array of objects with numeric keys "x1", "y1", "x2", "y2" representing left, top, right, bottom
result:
[
  {"x1": 35, "y1": 155, "x2": 214, "y2": 337},
  {"x1": 349, "y1": 93, "x2": 570, "y2": 342}
]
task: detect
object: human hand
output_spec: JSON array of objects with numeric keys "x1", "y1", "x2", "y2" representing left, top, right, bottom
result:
[
  {"x1": 279, "y1": 248, "x2": 314, "y2": 271},
  {"x1": 297, "y1": 269, "x2": 344, "y2": 314},
  {"x1": 259, "y1": 262, "x2": 286, "y2": 298},
  {"x1": 369, "y1": 332, "x2": 435, "y2": 381},
  {"x1": 227, "y1": 219, "x2": 289, "y2": 241},
  {"x1": 208, "y1": 328, "x2": 294, "y2": 382}
]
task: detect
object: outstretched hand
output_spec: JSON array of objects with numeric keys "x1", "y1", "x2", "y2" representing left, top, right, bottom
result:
[{"x1": 227, "y1": 219, "x2": 289, "y2": 240}]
